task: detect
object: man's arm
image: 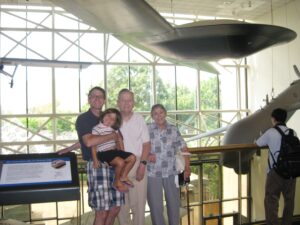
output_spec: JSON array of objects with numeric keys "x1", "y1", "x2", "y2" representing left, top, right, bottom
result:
[
  {"x1": 82, "y1": 132, "x2": 117, "y2": 148},
  {"x1": 140, "y1": 141, "x2": 151, "y2": 162},
  {"x1": 57, "y1": 130, "x2": 116, "y2": 155},
  {"x1": 91, "y1": 145, "x2": 101, "y2": 168},
  {"x1": 57, "y1": 142, "x2": 81, "y2": 155},
  {"x1": 136, "y1": 141, "x2": 151, "y2": 181}
]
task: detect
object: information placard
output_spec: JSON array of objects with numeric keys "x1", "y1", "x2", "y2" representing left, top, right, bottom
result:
[{"x1": 0, "y1": 152, "x2": 80, "y2": 205}]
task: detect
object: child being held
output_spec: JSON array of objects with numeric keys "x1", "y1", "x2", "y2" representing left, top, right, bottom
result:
[{"x1": 92, "y1": 108, "x2": 136, "y2": 192}]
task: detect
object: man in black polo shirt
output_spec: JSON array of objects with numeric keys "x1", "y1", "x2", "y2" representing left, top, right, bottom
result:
[{"x1": 59, "y1": 87, "x2": 125, "y2": 225}]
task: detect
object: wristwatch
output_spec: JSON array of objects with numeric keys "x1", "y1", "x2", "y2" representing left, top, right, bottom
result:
[{"x1": 140, "y1": 160, "x2": 147, "y2": 165}]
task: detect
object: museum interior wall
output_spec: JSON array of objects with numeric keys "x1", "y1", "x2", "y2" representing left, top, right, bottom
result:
[{"x1": 247, "y1": 0, "x2": 300, "y2": 221}]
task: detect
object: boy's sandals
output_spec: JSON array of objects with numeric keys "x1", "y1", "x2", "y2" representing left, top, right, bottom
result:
[
  {"x1": 112, "y1": 182, "x2": 129, "y2": 193},
  {"x1": 121, "y1": 179, "x2": 134, "y2": 188}
]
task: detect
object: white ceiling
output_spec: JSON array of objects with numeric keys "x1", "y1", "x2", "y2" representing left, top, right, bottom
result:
[
  {"x1": 146, "y1": 0, "x2": 292, "y2": 21},
  {"x1": 0, "y1": 0, "x2": 292, "y2": 21}
]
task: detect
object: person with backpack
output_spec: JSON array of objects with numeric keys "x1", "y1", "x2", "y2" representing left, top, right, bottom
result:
[{"x1": 256, "y1": 108, "x2": 297, "y2": 225}]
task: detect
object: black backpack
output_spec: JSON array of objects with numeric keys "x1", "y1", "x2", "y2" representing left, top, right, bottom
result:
[{"x1": 269, "y1": 126, "x2": 300, "y2": 179}]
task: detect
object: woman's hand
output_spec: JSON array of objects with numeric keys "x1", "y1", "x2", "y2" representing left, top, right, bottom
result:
[
  {"x1": 148, "y1": 153, "x2": 156, "y2": 163},
  {"x1": 184, "y1": 166, "x2": 191, "y2": 181}
]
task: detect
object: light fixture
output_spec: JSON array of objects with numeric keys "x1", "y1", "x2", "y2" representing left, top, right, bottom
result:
[{"x1": 0, "y1": 58, "x2": 92, "y2": 88}]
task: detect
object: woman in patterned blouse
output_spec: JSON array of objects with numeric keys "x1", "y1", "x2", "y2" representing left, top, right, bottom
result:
[{"x1": 147, "y1": 104, "x2": 191, "y2": 225}]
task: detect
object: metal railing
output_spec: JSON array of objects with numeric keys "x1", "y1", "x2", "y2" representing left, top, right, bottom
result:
[{"x1": 3, "y1": 144, "x2": 299, "y2": 225}]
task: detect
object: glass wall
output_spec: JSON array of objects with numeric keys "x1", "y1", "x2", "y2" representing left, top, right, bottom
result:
[{"x1": 0, "y1": 4, "x2": 249, "y2": 153}]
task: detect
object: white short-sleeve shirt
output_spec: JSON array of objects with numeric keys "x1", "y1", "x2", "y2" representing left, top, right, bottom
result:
[
  {"x1": 120, "y1": 112, "x2": 150, "y2": 157},
  {"x1": 256, "y1": 125, "x2": 288, "y2": 173}
]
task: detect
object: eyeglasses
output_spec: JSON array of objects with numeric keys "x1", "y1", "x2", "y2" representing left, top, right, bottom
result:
[{"x1": 90, "y1": 95, "x2": 104, "y2": 100}]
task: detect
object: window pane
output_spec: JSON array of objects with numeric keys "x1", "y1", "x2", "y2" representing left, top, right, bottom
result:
[
  {"x1": 54, "y1": 13, "x2": 79, "y2": 30},
  {"x1": 223, "y1": 200, "x2": 239, "y2": 214},
  {"x1": 0, "y1": 11, "x2": 26, "y2": 28},
  {"x1": 223, "y1": 167, "x2": 238, "y2": 199},
  {"x1": 0, "y1": 66, "x2": 27, "y2": 114},
  {"x1": 107, "y1": 35, "x2": 128, "y2": 62},
  {"x1": 241, "y1": 174, "x2": 248, "y2": 197},
  {"x1": 239, "y1": 66, "x2": 247, "y2": 109},
  {"x1": 80, "y1": 65, "x2": 104, "y2": 111},
  {"x1": 107, "y1": 65, "x2": 129, "y2": 108},
  {"x1": 0, "y1": 145, "x2": 28, "y2": 154},
  {"x1": 56, "y1": 116, "x2": 77, "y2": 140},
  {"x1": 220, "y1": 68, "x2": 237, "y2": 109},
  {"x1": 3, "y1": 205, "x2": 30, "y2": 221},
  {"x1": 130, "y1": 65, "x2": 152, "y2": 111},
  {"x1": 156, "y1": 66, "x2": 176, "y2": 110},
  {"x1": 203, "y1": 111, "x2": 220, "y2": 128},
  {"x1": 200, "y1": 71, "x2": 219, "y2": 110},
  {"x1": 176, "y1": 66, "x2": 198, "y2": 110},
  {"x1": 203, "y1": 162, "x2": 220, "y2": 200},
  {"x1": 54, "y1": 32, "x2": 79, "y2": 61},
  {"x1": 27, "y1": 32, "x2": 52, "y2": 59},
  {"x1": 79, "y1": 33, "x2": 104, "y2": 62},
  {"x1": 1, "y1": 118, "x2": 27, "y2": 142},
  {"x1": 28, "y1": 67, "x2": 52, "y2": 114},
  {"x1": 242, "y1": 199, "x2": 249, "y2": 222},
  {"x1": 221, "y1": 111, "x2": 240, "y2": 129},
  {"x1": 176, "y1": 113, "x2": 199, "y2": 136},
  {"x1": 129, "y1": 47, "x2": 153, "y2": 63},
  {"x1": 27, "y1": 11, "x2": 52, "y2": 29},
  {"x1": 29, "y1": 144, "x2": 54, "y2": 153},
  {"x1": 143, "y1": 113, "x2": 152, "y2": 124},
  {"x1": 26, "y1": 117, "x2": 53, "y2": 141},
  {"x1": 1, "y1": 31, "x2": 27, "y2": 58},
  {"x1": 203, "y1": 202, "x2": 220, "y2": 217},
  {"x1": 55, "y1": 68, "x2": 79, "y2": 113}
]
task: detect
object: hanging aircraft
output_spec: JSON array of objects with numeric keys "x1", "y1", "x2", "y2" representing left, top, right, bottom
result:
[
  {"x1": 221, "y1": 65, "x2": 300, "y2": 173},
  {"x1": 48, "y1": 0, "x2": 297, "y2": 73}
]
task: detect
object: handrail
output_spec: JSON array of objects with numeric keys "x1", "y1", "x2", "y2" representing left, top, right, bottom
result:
[
  {"x1": 74, "y1": 143, "x2": 264, "y2": 168},
  {"x1": 189, "y1": 143, "x2": 262, "y2": 154}
]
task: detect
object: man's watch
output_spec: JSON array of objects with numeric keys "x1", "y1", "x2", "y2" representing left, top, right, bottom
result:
[{"x1": 140, "y1": 160, "x2": 147, "y2": 165}]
